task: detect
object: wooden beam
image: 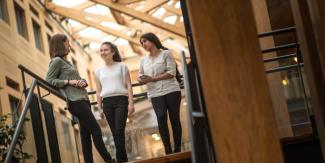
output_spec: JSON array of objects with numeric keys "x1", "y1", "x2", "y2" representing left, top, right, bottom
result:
[
  {"x1": 163, "y1": 4, "x2": 182, "y2": 15},
  {"x1": 141, "y1": 0, "x2": 168, "y2": 13},
  {"x1": 186, "y1": 0, "x2": 284, "y2": 163},
  {"x1": 46, "y1": 3, "x2": 141, "y2": 45},
  {"x1": 124, "y1": 20, "x2": 187, "y2": 45},
  {"x1": 128, "y1": 151, "x2": 191, "y2": 163},
  {"x1": 74, "y1": 1, "x2": 95, "y2": 10},
  {"x1": 90, "y1": 0, "x2": 185, "y2": 37},
  {"x1": 110, "y1": 10, "x2": 143, "y2": 55},
  {"x1": 115, "y1": 0, "x2": 143, "y2": 4}
]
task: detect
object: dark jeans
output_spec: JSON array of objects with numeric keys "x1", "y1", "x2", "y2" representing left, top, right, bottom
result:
[
  {"x1": 103, "y1": 96, "x2": 129, "y2": 162},
  {"x1": 68, "y1": 100, "x2": 112, "y2": 163},
  {"x1": 151, "y1": 91, "x2": 182, "y2": 154}
]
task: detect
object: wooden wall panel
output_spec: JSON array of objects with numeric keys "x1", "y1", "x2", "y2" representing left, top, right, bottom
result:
[
  {"x1": 290, "y1": 0, "x2": 325, "y2": 159},
  {"x1": 185, "y1": 0, "x2": 284, "y2": 162}
]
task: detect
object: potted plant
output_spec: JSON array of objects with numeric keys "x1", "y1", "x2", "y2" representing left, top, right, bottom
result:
[{"x1": 0, "y1": 113, "x2": 32, "y2": 162}]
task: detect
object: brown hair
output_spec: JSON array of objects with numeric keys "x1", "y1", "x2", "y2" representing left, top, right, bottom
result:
[
  {"x1": 49, "y1": 34, "x2": 69, "y2": 58},
  {"x1": 140, "y1": 32, "x2": 168, "y2": 50},
  {"x1": 101, "y1": 42, "x2": 122, "y2": 62}
]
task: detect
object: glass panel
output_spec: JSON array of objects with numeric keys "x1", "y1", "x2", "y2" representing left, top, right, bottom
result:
[{"x1": 266, "y1": 65, "x2": 312, "y2": 138}]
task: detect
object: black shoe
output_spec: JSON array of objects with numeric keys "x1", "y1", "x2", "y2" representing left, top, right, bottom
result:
[
  {"x1": 174, "y1": 147, "x2": 181, "y2": 153},
  {"x1": 165, "y1": 146, "x2": 173, "y2": 155},
  {"x1": 106, "y1": 158, "x2": 116, "y2": 163},
  {"x1": 117, "y1": 158, "x2": 128, "y2": 163}
]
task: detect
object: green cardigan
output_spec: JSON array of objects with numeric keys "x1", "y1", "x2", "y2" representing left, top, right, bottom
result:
[{"x1": 45, "y1": 57, "x2": 88, "y2": 101}]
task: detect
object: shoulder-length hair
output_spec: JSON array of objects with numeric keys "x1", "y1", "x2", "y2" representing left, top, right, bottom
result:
[
  {"x1": 140, "y1": 32, "x2": 168, "y2": 50},
  {"x1": 49, "y1": 34, "x2": 69, "y2": 58},
  {"x1": 101, "y1": 42, "x2": 122, "y2": 62}
]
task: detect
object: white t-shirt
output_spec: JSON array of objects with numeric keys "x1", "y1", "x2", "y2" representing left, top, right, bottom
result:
[
  {"x1": 139, "y1": 50, "x2": 180, "y2": 98},
  {"x1": 95, "y1": 62, "x2": 129, "y2": 98}
]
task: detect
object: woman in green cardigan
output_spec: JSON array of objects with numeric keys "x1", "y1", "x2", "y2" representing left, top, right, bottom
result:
[{"x1": 45, "y1": 34, "x2": 115, "y2": 163}]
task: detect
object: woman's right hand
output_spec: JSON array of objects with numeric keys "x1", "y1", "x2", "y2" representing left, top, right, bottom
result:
[
  {"x1": 69, "y1": 80, "x2": 87, "y2": 88},
  {"x1": 99, "y1": 109, "x2": 105, "y2": 119},
  {"x1": 137, "y1": 76, "x2": 144, "y2": 84}
]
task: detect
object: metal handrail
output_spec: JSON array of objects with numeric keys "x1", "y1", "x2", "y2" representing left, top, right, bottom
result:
[
  {"x1": 266, "y1": 63, "x2": 304, "y2": 74},
  {"x1": 4, "y1": 80, "x2": 37, "y2": 163},
  {"x1": 263, "y1": 53, "x2": 297, "y2": 63},
  {"x1": 181, "y1": 51, "x2": 197, "y2": 163},
  {"x1": 18, "y1": 64, "x2": 66, "y2": 100},
  {"x1": 262, "y1": 43, "x2": 298, "y2": 53},
  {"x1": 258, "y1": 26, "x2": 296, "y2": 37}
]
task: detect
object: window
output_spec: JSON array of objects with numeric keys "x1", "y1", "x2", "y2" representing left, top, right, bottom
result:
[
  {"x1": 32, "y1": 19, "x2": 44, "y2": 51},
  {"x1": 14, "y1": 2, "x2": 28, "y2": 39},
  {"x1": 0, "y1": 0, "x2": 9, "y2": 23},
  {"x1": 45, "y1": 21, "x2": 53, "y2": 32},
  {"x1": 47, "y1": 33, "x2": 51, "y2": 57},
  {"x1": 9, "y1": 95, "x2": 20, "y2": 123},
  {"x1": 29, "y1": 5, "x2": 39, "y2": 17},
  {"x1": 6, "y1": 77, "x2": 20, "y2": 91}
]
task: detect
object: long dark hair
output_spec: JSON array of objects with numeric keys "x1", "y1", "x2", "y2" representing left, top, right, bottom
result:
[
  {"x1": 49, "y1": 34, "x2": 69, "y2": 58},
  {"x1": 140, "y1": 32, "x2": 168, "y2": 50},
  {"x1": 101, "y1": 42, "x2": 122, "y2": 62}
]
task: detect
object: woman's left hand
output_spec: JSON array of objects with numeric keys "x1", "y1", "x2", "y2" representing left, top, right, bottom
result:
[
  {"x1": 139, "y1": 75, "x2": 155, "y2": 83},
  {"x1": 128, "y1": 103, "x2": 135, "y2": 116},
  {"x1": 77, "y1": 80, "x2": 88, "y2": 88}
]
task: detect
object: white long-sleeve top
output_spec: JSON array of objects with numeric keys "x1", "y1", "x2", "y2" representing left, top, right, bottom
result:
[
  {"x1": 95, "y1": 62, "x2": 129, "y2": 98},
  {"x1": 139, "y1": 50, "x2": 180, "y2": 98}
]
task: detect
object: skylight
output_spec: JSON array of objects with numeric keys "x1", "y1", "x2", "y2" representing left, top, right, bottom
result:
[
  {"x1": 167, "y1": 0, "x2": 174, "y2": 6},
  {"x1": 175, "y1": 1, "x2": 181, "y2": 8},
  {"x1": 52, "y1": 0, "x2": 87, "y2": 8},
  {"x1": 89, "y1": 42, "x2": 101, "y2": 49},
  {"x1": 114, "y1": 38, "x2": 129, "y2": 46},
  {"x1": 152, "y1": 8, "x2": 166, "y2": 19},
  {"x1": 100, "y1": 21, "x2": 125, "y2": 30},
  {"x1": 79, "y1": 27, "x2": 103, "y2": 38},
  {"x1": 164, "y1": 39, "x2": 185, "y2": 50},
  {"x1": 67, "y1": 19, "x2": 81, "y2": 27},
  {"x1": 164, "y1": 15, "x2": 177, "y2": 24},
  {"x1": 101, "y1": 35, "x2": 116, "y2": 42},
  {"x1": 84, "y1": 4, "x2": 110, "y2": 16}
]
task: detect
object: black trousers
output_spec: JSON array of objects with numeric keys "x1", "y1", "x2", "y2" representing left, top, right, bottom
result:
[
  {"x1": 151, "y1": 91, "x2": 182, "y2": 154},
  {"x1": 68, "y1": 100, "x2": 112, "y2": 163},
  {"x1": 103, "y1": 96, "x2": 129, "y2": 162}
]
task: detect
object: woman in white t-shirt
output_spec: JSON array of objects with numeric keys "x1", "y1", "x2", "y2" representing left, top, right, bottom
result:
[
  {"x1": 138, "y1": 33, "x2": 182, "y2": 154},
  {"x1": 94, "y1": 42, "x2": 134, "y2": 162}
]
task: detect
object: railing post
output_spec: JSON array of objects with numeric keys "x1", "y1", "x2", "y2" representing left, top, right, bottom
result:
[
  {"x1": 5, "y1": 79, "x2": 37, "y2": 163},
  {"x1": 181, "y1": 51, "x2": 196, "y2": 163}
]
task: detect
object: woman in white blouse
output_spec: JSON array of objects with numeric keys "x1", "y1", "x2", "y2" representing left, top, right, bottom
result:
[
  {"x1": 94, "y1": 42, "x2": 134, "y2": 162},
  {"x1": 138, "y1": 32, "x2": 182, "y2": 154}
]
